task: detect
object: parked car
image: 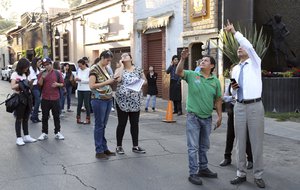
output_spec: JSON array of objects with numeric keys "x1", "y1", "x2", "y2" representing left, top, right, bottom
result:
[{"x1": 1, "y1": 65, "x2": 13, "y2": 81}]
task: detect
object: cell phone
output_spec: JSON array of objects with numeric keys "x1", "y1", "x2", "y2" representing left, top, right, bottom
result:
[
  {"x1": 230, "y1": 78, "x2": 237, "y2": 84},
  {"x1": 213, "y1": 124, "x2": 218, "y2": 130}
]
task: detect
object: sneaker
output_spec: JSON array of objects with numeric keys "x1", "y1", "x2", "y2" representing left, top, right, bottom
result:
[
  {"x1": 111, "y1": 107, "x2": 115, "y2": 112},
  {"x1": 188, "y1": 174, "x2": 203, "y2": 185},
  {"x1": 67, "y1": 109, "x2": 73, "y2": 112},
  {"x1": 152, "y1": 107, "x2": 155, "y2": 112},
  {"x1": 23, "y1": 135, "x2": 37, "y2": 143},
  {"x1": 38, "y1": 133, "x2": 48, "y2": 141},
  {"x1": 132, "y1": 146, "x2": 146, "y2": 154},
  {"x1": 116, "y1": 146, "x2": 125, "y2": 154},
  {"x1": 230, "y1": 176, "x2": 247, "y2": 185},
  {"x1": 55, "y1": 132, "x2": 65, "y2": 140},
  {"x1": 61, "y1": 110, "x2": 66, "y2": 113},
  {"x1": 198, "y1": 168, "x2": 218, "y2": 178},
  {"x1": 16, "y1": 137, "x2": 25, "y2": 146}
]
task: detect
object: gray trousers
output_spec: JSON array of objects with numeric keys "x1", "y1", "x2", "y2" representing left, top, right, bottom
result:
[{"x1": 234, "y1": 101, "x2": 264, "y2": 179}]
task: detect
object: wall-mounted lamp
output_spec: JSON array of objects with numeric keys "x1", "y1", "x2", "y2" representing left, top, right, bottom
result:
[
  {"x1": 80, "y1": 16, "x2": 86, "y2": 26},
  {"x1": 54, "y1": 27, "x2": 60, "y2": 39},
  {"x1": 100, "y1": 34, "x2": 105, "y2": 43},
  {"x1": 121, "y1": 0, "x2": 127, "y2": 12}
]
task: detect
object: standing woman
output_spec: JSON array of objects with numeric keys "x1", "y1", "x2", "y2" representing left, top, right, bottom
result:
[
  {"x1": 89, "y1": 50, "x2": 117, "y2": 159},
  {"x1": 114, "y1": 53, "x2": 147, "y2": 154},
  {"x1": 10, "y1": 58, "x2": 37, "y2": 145},
  {"x1": 29, "y1": 57, "x2": 42, "y2": 123},
  {"x1": 166, "y1": 55, "x2": 182, "y2": 115},
  {"x1": 63, "y1": 63, "x2": 74, "y2": 112},
  {"x1": 75, "y1": 59, "x2": 91, "y2": 124},
  {"x1": 145, "y1": 66, "x2": 158, "y2": 112}
]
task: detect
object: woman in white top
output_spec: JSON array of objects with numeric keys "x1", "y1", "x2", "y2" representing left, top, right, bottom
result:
[
  {"x1": 75, "y1": 59, "x2": 91, "y2": 124},
  {"x1": 10, "y1": 58, "x2": 37, "y2": 146},
  {"x1": 29, "y1": 57, "x2": 42, "y2": 123}
]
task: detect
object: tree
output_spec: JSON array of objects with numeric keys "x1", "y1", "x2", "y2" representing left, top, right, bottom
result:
[{"x1": 64, "y1": 0, "x2": 82, "y2": 8}]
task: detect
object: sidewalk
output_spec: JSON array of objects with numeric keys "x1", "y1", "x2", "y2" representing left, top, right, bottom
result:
[{"x1": 151, "y1": 97, "x2": 300, "y2": 142}]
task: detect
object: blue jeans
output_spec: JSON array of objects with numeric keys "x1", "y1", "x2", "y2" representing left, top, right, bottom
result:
[
  {"x1": 59, "y1": 88, "x2": 65, "y2": 114},
  {"x1": 65, "y1": 86, "x2": 73, "y2": 110},
  {"x1": 91, "y1": 99, "x2": 112, "y2": 153},
  {"x1": 186, "y1": 113, "x2": 212, "y2": 175},
  {"x1": 31, "y1": 85, "x2": 41, "y2": 120},
  {"x1": 145, "y1": 94, "x2": 156, "y2": 109}
]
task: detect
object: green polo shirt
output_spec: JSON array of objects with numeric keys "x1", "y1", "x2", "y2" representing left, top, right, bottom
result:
[{"x1": 183, "y1": 70, "x2": 222, "y2": 119}]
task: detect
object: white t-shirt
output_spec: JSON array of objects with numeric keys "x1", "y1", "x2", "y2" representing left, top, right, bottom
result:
[
  {"x1": 10, "y1": 71, "x2": 32, "y2": 93},
  {"x1": 76, "y1": 67, "x2": 90, "y2": 91},
  {"x1": 29, "y1": 66, "x2": 39, "y2": 85}
]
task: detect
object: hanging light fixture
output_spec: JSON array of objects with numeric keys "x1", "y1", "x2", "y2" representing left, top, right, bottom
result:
[
  {"x1": 31, "y1": 13, "x2": 37, "y2": 25},
  {"x1": 54, "y1": 27, "x2": 60, "y2": 39},
  {"x1": 121, "y1": 0, "x2": 127, "y2": 12},
  {"x1": 80, "y1": 16, "x2": 86, "y2": 26}
]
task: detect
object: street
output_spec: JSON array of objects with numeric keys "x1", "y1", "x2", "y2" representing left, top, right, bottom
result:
[{"x1": 0, "y1": 80, "x2": 299, "y2": 190}]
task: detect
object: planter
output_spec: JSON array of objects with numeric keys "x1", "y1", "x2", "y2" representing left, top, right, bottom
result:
[{"x1": 262, "y1": 77, "x2": 300, "y2": 113}]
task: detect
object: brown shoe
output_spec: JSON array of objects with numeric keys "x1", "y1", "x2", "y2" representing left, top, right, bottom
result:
[
  {"x1": 95, "y1": 153, "x2": 109, "y2": 160},
  {"x1": 104, "y1": 150, "x2": 116, "y2": 156},
  {"x1": 84, "y1": 116, "x2": 91, "y2": 125},
  {"x1": 76, "y1": 115, "x2": 83, "y2": 124}
]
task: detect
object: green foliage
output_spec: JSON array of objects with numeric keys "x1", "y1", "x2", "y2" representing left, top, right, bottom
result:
[
  {"x1": 217, "y1": 24, "x2": 270, "y2": 65},
  {"x1": 21, "y1": 50, "x2": 26, "y2": 57},
  {"x1": 34, "y1": 46, "x2": 43, "y2": 58},
  {"x1": 0, "y1": 19, "x2": 15, "y2": 33},
  {"x1": 265, "y1": 112, "x2": 300, "y2": 122}
]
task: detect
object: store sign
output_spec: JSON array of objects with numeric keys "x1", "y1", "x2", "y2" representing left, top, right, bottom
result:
[{"x1": 191, "y1": 0, "x2": 207, "y2": 18}]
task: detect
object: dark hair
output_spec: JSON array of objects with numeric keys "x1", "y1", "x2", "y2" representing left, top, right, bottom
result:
[
  {"x1": 78, "y1": 59, "x2": 87, "y2": 66},
  {"x1": 82, "y1": 56, "x2": 89, "y2": 61},
  {"x1": 203, "y1": 55, "x2": 217, "y2": 73},
  {"x1": 172, "y1": 55, "x2": 179, "y2": 61},
  {"x1": 93, "y1": 57, "x2": 101, "y2": 65},
  {"x1": 16, "y1": 58, "x2": 30, "y2": 76},
  {"x1": 53, "y1": 61, "x2": 60, "y2": 70},
  {"x1": 31, "y1": 57, "x2": 41, "y2": 73},
  {"x1": 63, "y1": 63, "x2": 72, "y2": 75},
  {"x1": 99, "y1": 50, "x2": 113, "y2": 60}
]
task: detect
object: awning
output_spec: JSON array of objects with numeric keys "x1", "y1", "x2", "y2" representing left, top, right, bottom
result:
[{"x1": 136, "y1": 11, "x2": 174, "y2": 32}]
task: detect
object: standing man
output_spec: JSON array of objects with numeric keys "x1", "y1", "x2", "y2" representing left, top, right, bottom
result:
[
  {"x1": 37, "y1": 58, "x2": 65, "y2": 140},
  {"x1": 166, "y1": 55, "x2": 182, "y2": 115},
  {"x1": 176, "y1": 50, "x2": 222, "y2": 185},
  {"x1": 224, "y1": 20, "x2": 265, "y2": 188}
]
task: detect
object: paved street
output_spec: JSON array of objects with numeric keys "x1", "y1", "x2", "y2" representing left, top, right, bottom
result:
[{"x1": 0, "y1": 80, "x2": 299, "y2": 190}]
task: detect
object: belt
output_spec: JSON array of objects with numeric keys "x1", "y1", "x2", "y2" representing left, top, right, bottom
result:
[{"x1": 237, "y1": 98, "x2": 262, "y2": 104}]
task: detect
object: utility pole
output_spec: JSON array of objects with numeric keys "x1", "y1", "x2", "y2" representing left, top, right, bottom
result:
[{"x1": 41, "y1": 0, "x2": 48, "y2": 57}]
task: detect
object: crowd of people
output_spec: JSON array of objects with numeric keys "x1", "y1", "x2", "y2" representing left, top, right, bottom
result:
[{"x1": 8, "y1": 21, "x2": 266, "y2": 188}]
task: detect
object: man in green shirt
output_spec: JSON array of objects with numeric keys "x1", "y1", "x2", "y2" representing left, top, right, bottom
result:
[{"x1": 176, "y1": 49, "x2": 222, "y2": 185}]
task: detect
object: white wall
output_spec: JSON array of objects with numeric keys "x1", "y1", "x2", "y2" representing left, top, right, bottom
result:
[
  {"x1": 0, "y1": 35, "x2": 9, "y2": 68},
  {"x1": 134, "y1": 0, "x2": 183, "y2": 68}
]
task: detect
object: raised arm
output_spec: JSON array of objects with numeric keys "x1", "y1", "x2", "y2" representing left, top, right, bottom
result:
[
  {"x1": 175, "y1": 48, "x2": 189, "y2": 78},
  {"x1": 224, "y1": 19, "x2": 261, "y2": 66}
]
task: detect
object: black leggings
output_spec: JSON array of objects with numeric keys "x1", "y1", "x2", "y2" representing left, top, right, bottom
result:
[
  {"x1": 116, "y1": 103, "x2": 140, "y2": 147},
  {"x1": 14, "y1": 103, "x2": 31, "y2": 137}
]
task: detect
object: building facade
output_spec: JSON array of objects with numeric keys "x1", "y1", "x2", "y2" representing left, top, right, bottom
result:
[
  {"x1": 134, "y1": 0, "x2": 184, "y2": 99},
  {"x1": 51, "y1": 0, "x2": 133, "y2": 72}
]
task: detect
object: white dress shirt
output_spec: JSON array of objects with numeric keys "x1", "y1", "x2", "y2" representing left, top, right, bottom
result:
[
  {"x1": 29, "y1": 66, "x2": 39, "y2": 85},
  {"x1": 231, "y1": 32, "x2": 262, "y2": 100}
]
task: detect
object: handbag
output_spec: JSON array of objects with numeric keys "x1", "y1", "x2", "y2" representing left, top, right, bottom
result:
[{"x1": 0, "y1": 93, "x2": 20, "y2": 113}]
